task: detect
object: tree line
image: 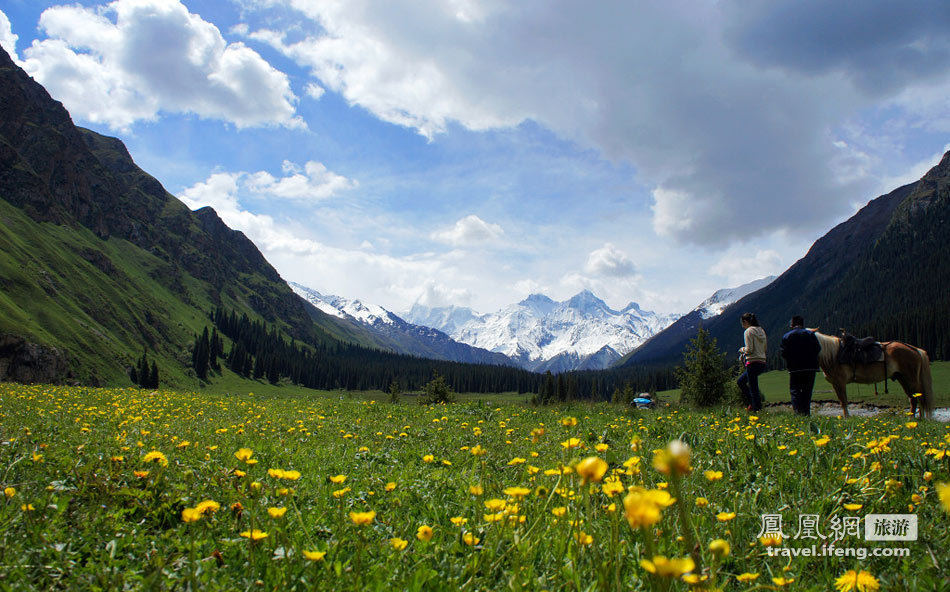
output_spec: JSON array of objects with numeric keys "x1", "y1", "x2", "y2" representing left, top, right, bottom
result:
[{"x1": 192, "y1": 308, "x2": 678, "y2": 400}]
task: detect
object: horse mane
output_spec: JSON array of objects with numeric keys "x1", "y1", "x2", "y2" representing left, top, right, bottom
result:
[{"x1": 813, "y1": 331, "x2": 840, "y2": 369}]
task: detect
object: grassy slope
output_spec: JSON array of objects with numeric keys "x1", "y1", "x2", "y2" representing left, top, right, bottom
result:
[{"x1": 0, "y1": 198, "x2": 311, "y2": 388}]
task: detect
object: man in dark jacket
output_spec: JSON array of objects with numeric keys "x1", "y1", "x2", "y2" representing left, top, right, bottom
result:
[{"x1": 780, "y1": 316, "x2": 822, "y2": 415}]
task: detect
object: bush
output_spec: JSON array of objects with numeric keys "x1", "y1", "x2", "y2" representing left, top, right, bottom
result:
[
  {"x1": 676, "y1": 328, "x2": 733, "y2": 408},
  {"x1": 420, "y1": 372, "x2": 456, "y2": 404}
]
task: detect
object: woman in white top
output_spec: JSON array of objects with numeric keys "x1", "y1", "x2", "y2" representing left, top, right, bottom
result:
[{"x1": 737, "y1": 312, "x2": 767, "y2": 411}]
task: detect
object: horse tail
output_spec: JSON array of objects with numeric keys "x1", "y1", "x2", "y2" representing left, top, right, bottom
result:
[{"x1": 917, "y1": 348, "x2": 935, "y2": 419}]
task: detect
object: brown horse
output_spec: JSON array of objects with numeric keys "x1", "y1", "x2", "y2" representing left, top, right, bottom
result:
[{"x1": 814, "y1": 332, "x2": 935, "y2": 418}]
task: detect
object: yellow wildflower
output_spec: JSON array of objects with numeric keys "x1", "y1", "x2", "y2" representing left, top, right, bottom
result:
[
  {"x1": 834, "y1": 569, "x2": 880, "y2": 592},
  {"x1": 576, "y1": 457, "x2": 608, "y2": 484},
  {"x1": 416, "y1": 525, "x2": 434, "y2": 541},
  {"x1": 640, "y1": 555, "x2": 695, "y2": 578},
  {"x1": 239, "y1": 529, "x2": 268, "y2": 541},
  {"x1": 349, "y1": 510, "x2": 376, "y2": 526},
  {"x1": 268, "y1": 507, "x2": 288, "y2": 518},
  {"x1": 390, "y1": 537, "x2": 408, "y2": 550}
]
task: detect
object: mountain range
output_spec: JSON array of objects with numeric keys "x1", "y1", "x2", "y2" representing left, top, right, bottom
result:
[
  {"x1": 404, "y1": 291, "x2": 677, "y2": 372},
  {"x1": 289, "y1": 282, "x2": 514, "y2": 366}
]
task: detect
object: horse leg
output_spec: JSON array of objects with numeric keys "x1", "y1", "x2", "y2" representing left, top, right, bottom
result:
[
  {"x1": 894, "y1": 373, "x2": 919, "y2": 418},
  {"x1": 833, "y1": 382, "x2": 849, "y2": 418}
]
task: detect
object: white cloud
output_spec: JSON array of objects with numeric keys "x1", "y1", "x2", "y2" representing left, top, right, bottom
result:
[
  {"x1": 584, "y1": 243, "x2": 636, "y2": 278},
  {"x1": 178, "y1": 169, "x2": 480, "y2": 313},
  {"x1": 19, "y1": 0, "x2": 300, "y2": 130},
  {"x1": 412, "y1": 281, "x2": 473, "y2": 309},
  {"x1": 513, "y1": 279, "x2": 546, "y2": 298},
  {"x1": 304, "y1": 82, "x2": 325, "y2": 99},
  {"x1": 246, "y1": 160, "x2": 357, "y2": 201},
  {"x1": 709, "y1": 249, "x2": 783, "y2": 287},
  {"x1": 0, "y1": 9, "x2": 18, "y2": 57},
  {"x1": 431, "y1": 214, "x2": 503, "y2": 245},
  {"x1": 243, "y1": 0, "x2": 950, "y2": 248}
]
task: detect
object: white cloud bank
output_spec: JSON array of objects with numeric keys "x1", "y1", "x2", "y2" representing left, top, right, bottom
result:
[
  {"x1": 17, "y1": 0, "x2": 301, "y2": 130},
  {"x1": 245, "y1": 0, "x2": 950, "y2": 247}
]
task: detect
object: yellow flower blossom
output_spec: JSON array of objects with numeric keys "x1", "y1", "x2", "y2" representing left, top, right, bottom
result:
[
  {"x1": 142, "y1": 450, "x2": 168, "y2": 466},
  {"x1": 709, "y1": 538, "x2": 731, "y2": 556},
  {"x1": 652, "y1": 440, "x2": 691, "y2": 476},
  {"x1": 576, "y1": 457, "x2": 608, "y2": 484},
  {"x1": 416, "y1": 525, "x2": 434, "y2": 541},
  {"x1": 640, "y1": 555, "x2": 695, "y2": 578},
  {"x1": 239, "y1": 529, "x2": 268, "y2": 541},
  {"x1": 834, "y1": 569, "x2": 880, "y2": 592},
  {"x1": 390, "y1": 537, "x2": 408, "y2": 550},
  {"x1": 349, "y1": 510, "x2": 376, "y2": 526},
  {"x1": 303, "y1": 550, "x2": 326, "y2": 561}
]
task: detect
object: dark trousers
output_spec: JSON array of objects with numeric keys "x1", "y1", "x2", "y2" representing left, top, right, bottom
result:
[
  {"x1": 737, "y1": 362, "x2": 766, "y2": 411},
  {"x1": 789, "y1": 370, "x2": 817, "y2": 415}
]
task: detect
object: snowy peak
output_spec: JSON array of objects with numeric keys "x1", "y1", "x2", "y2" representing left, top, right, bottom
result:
[
  {"x1": 290, "y1": 282, "x2": 397, "y2": 326},
  {"x1": 565, "y1": 290, "x2": 613, "y2": 314},
  {"x1": 694, "y1": 276, "x2": 776, "y2": 319},
  {"x1": 406, "y1": 291, "x2": 680, "y2": 372},
  {"x1": 517, "y1": 293, "x2": 558, "y2": 315}
]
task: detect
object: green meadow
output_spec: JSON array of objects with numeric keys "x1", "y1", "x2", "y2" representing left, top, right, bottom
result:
[
  {"x1": 657, "y1": 360, "x2": 950, "y2": 410},
  {"x1": 2, "y1": 382, "x2": 949, "y2": 591}
]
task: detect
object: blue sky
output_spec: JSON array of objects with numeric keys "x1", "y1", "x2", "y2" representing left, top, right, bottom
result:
[{"x1": 2, "y1": 0, "x2": 948, "y2": 315}]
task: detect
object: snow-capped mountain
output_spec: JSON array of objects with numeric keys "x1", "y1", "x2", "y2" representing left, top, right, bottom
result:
[
  {"x1": 289, "y1": 282, "x2": 516, "y2": 367},
  {"x1": 405, "y1": 290, "x2": 679, "y2": 372},
  {"x1": 693, "y1": 276, "x2": 776, "y2": 319},
  {"x1": 291, "y1": 282, "x2": 398, "y2": 326}
]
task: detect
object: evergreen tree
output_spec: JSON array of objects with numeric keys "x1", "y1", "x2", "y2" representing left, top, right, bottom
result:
[
  {"x1": 389, "y1": 378, "x2": 401, "y2": 404},
  {"x1": 420, "y1": 372, "x2": 456, "y2": 404},
  {"x1": 129, "y1": 366, "x2": 138, "y2": 385},
  {"x1": 193, "y1": 328, "x2": 210, "y2": 380},
  {"x1": 148, "y1": 360, "x2": 159, "y2": 389},
  {"x1": 676, "y1": 328, "x2": 732, "y2": 408},
  {"x1": 210, "y1": 328, "x2": 220, "y2": 371},
  {"x1": 266, "y1": 356, "x2": 280, "y2": 384},
  {"x1": 137, "y1": 351, "x2": 150, "y2": 387}
]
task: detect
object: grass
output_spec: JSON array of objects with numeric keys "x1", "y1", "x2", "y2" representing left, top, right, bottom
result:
[
  {"x1": 2, "y1": 382, "x2": 949, "y2": 590},
  {"x1": 657, "y1": 360, "x2": 950, "y2": 409}
]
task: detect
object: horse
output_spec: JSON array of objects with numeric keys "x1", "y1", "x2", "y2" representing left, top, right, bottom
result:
[{"x1": 813, "y1": 331, "x2": 935, "y2": 419}]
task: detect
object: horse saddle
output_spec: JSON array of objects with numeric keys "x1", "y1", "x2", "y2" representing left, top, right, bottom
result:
[{"x1": 838, "y1": 332, "x2": 884, "y2": 365}]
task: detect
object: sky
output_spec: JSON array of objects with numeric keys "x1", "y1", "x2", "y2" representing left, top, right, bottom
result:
[{"x1": 2, "y1": 0, "x2": 949, "y2": 316}]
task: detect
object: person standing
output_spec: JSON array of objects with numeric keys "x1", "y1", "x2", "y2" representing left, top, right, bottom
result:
[
  {"x1": 737, "y1": 312, "x2": 767, "y2": 411},
  {"x1": 780, "y1": 316, "x2": 821, "y2": 415}
]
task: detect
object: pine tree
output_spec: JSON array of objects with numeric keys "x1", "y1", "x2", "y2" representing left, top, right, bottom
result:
[
  {"x1": 676, "y1": 328, "x2": 732, "y2": 408},
  {"x1": 138, "y1": 352, "x2": 150, "y2": 387},
  {"x1": 389, "y1": 378, "x2": 401, "y2": 404},
  {"x1": 148, "y1": 360, "x2": 159, "y2": 389}
]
